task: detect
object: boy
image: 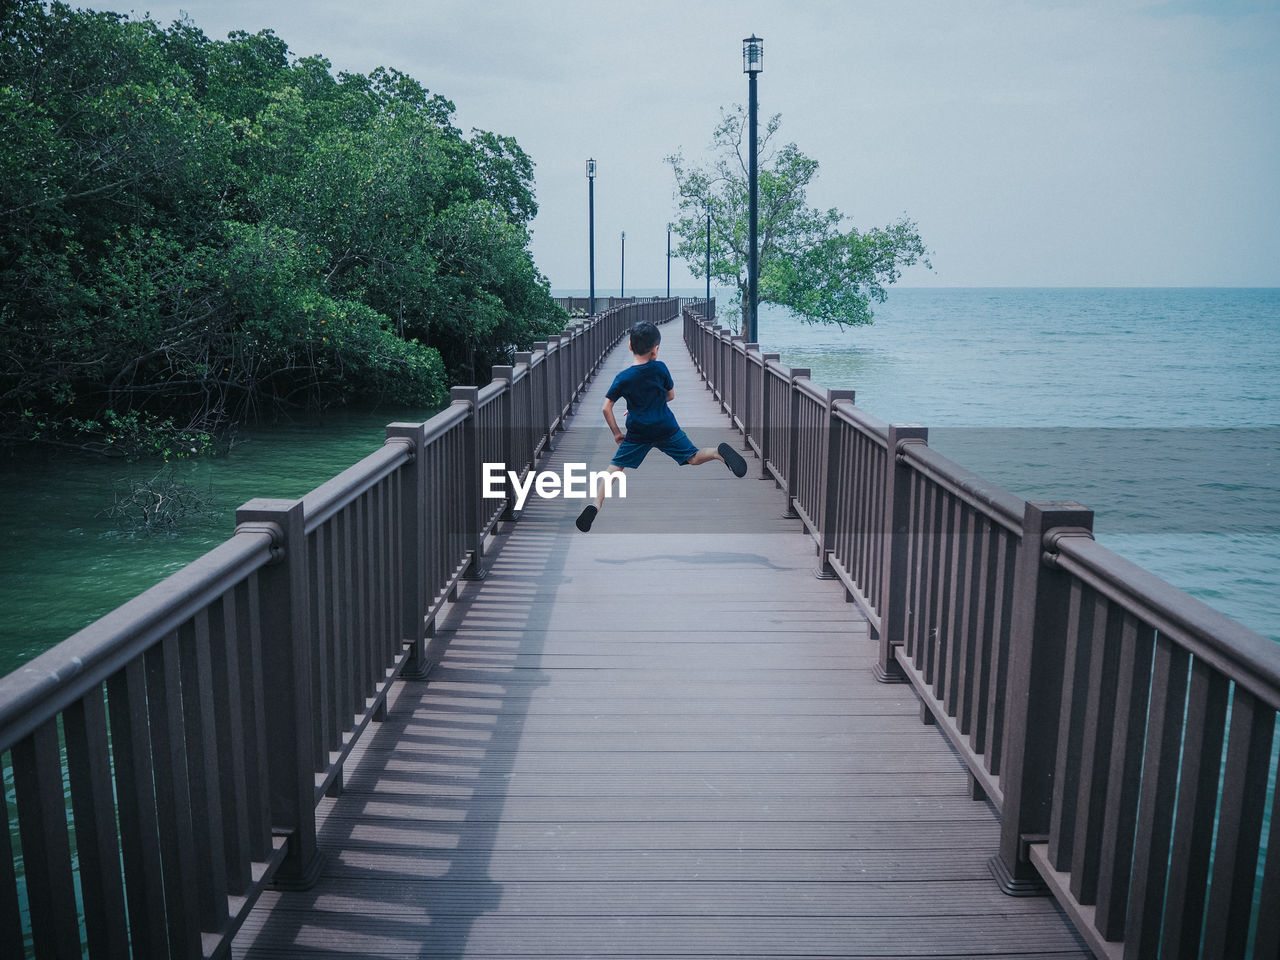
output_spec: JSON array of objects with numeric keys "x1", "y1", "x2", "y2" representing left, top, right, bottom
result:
[{"x1": 575, "y1": 319, "x2": 747, "y2": 532}]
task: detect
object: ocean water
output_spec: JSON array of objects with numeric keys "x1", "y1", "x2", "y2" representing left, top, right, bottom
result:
[
  {"x1": 0, "y1": 404, "x2": 441, "y2": 675},
  {"x1": 747, "y1": 287, "x2": 1280, "y2": 643}
]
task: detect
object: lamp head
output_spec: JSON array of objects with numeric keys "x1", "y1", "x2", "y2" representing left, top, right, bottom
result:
[
  {"x1": 743, "y1": 35, "x2": 764, "y2": 74},
  {"x1": 585, "y1": 158, "x2": 597, "y2": 179}
]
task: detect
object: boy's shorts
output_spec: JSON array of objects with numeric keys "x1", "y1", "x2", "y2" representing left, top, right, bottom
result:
[{"x1": 611, "y1": 429, "x2": 699, "y2": 469}]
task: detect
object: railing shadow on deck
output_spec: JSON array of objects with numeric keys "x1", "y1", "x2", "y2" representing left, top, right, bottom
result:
[
  {"x1": 233, "y1": 517, "x2": 580, "y2": 959},
  {"x1": 0, "y1": 298, "x2": 682, "y2": 959},
  {"x1": 683, "y1": 305, "x2": 1280, "y2": 960}
]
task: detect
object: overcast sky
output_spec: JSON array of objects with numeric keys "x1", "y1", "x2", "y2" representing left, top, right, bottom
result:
[{"x1": 128, "y1": 0, "x2": 1279, "y2": 291}]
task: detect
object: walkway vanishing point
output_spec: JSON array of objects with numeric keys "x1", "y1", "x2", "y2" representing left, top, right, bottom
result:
[{"x1": 4, "y1": 299, "x2": 1279, "y2": 960}]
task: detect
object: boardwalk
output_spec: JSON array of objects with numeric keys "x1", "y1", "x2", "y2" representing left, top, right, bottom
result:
[{"x1": 233, "y1": 329, "x2": 1089, "y2": 958}]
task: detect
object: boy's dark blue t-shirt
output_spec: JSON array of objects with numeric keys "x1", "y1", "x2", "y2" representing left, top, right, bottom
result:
[{"x1": 606, "y1": 359, "x2": 679, "y2": 442}]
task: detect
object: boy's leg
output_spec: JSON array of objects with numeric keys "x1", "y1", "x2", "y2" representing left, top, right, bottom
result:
[
  {"x1": 593, "y1": 465, "x2": 625, "y2": 509},
  {"x1": 686, "y1": 443, "x2": 748, "y2": 477},
  {"x1": 577, "y1": 464, "x2": 626, "y2": 532}
]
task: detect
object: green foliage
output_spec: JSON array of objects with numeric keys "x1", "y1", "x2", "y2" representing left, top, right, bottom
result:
[
  {"x1": 668, "y1": 105, "x2": 930, "y2": 328},
  {"x1": 0, "y1": 0, "x2": 565, "y2": 453}
]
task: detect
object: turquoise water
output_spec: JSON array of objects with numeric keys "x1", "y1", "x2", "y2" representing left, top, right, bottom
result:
[
  {"x1": 750, "y1": 287, "x2": 1280, "y2": 642},
  {"x1": 0, "y1": 404, "x2": 440, "y2": 675}
]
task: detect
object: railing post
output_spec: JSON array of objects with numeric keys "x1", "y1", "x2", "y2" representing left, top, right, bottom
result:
[
  {"x1": 491, "y1": 366, "x2": 518, "y2": 521},
  {"x1": 233, "y1": 498, "x2": 322, "y2": 890},
  {"x1": 729, "y1": 334, "x2": 744, "y2": 427},
  {"x1": 514, "y1": 351, "x2": 533, "y2": 466},
  {"x1": 545, "y1": 336, "x2": 563, "y2": 432},
  {"x1": 874, "y1": 425, "x2": 930, "y2": 683},
  {"x1": 783, "y1": 368, "x2": 810, "y2": 519},
  {"x1": 816, "y1": 389, "x2": 857, "y2": 577},
  {"x1": 991, "y1": 500, "x2": 1095, "y2": 895},
  {"x1": 532, "y1": 342, "x2": 552, "y2": 452},
  {"x1": 742, "y1": 343, "x2": 760, "y2": 451},
  {"x1": 451, "y1": 386, "x2": 488, "y2": 581},
  {"x1": 385, "y1": 423, "x2": 429, "y2": 679},
  {"x1": 710, "y1": 326, "x2": 722, "y2": 399},
  {"x1": 759, "y1": 354, "x2": 780, "y2": 479}
]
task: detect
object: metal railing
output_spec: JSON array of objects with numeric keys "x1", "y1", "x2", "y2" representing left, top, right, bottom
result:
[
  {"x1": 0, "y1": 298, "x2": 680, "y2": 959},
  {"x1": 553, "y1": 295, "x2": 636, "y2": 315},
  {"x1": 683, "y1": 306, "x2": 1280, "y2": 960}
]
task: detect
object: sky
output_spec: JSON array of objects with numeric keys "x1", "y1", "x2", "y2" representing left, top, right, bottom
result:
[{"x1": 125, "y1": 0, "x2": 1279, "y2": 291}]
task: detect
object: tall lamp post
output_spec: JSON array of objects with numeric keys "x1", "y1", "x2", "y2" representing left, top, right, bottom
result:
[
  {"x1": 705, "y1": 208, "x2": 711, "y2": 313},
  {"x1": 586, "y1": 158, "x2": 596, "y2": 315},
  {"x1": 620, "y1": 231, "x2": 626, "y2": 298},
  {"x1": 743, "y1": 34, "x2": 763, "y2": 343},
  {"x1": 666, "y1": 223, "x2": 672, "y2": 299}
]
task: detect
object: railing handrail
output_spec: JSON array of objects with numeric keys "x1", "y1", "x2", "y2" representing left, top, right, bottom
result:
[
  {"x1": 1051, "y1": 532, "x2": 1280, "y2": 707},
  {"x1": 0, "y1": 531, "x2": 276, "y2": 751},
  {"x1": 301, "y1": 440, "x2": 412, "y2": 535},
  {"x1": 897, "y1": 439, "x2": 1026, "y2": 535}
]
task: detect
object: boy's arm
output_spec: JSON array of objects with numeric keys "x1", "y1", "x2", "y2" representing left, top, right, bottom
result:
[
  {"x1": 601, "y1": 397, "x2": 624, "y2": 444},
  {"x1": 666, "y1": 388, "x2": 675, "y2": 401}
]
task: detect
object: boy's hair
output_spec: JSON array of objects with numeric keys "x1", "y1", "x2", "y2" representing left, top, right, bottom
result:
[{"x1": 629, "y1": 320, "x2": 661, "y2": 355}]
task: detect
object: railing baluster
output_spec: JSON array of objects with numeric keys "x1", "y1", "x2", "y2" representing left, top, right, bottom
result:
[
  {"x1": 145, "y1": 631, "x2": 203, "y2": 956},
  {"x1": 1160, "y1": 658, "x2": 1229, "y2": 957},
  {"x1": 64, "y1": 685, "x2": 130, "y2": 956},
  {"x1": 106, "y1": 657, "x2": 170, "y2": 955},
  {"x1": 1123, "y1": 633, "x2": 1192, "y2": 956},
  {"x1": 1068, "y1": 599, "x2": 1124, "y2": 905},
  {"x1": 1093, "y1": 614, "x2": 1154, "y2": 942},
  {"x1": 212, "y1": 590, "x2": 253, "y2": 892},
  {"x1": 180, "y1": 610, "x2": 230, "y2": 930},
  {"x1": 1254, "y1": 773, "x2": 1280, "y2": 957},
  {"x1": 12, "y1": 717, "x2": 81, "y2": 959},
  {"x1": 1048, "y1": 580, "x2": 1092, "y2": 869},
  {"x1": 0, "y1": 778, "x2": 23, "y2": 959}
]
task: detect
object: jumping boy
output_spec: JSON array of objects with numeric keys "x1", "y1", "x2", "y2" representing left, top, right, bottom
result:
[{"x1": 575, "y1": 319, "x2": 747, "y2": 532}]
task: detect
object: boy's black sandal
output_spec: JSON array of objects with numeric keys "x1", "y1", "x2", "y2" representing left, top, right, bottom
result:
[
  {"x1": 576, "y1": 504, "x2": 598, "y2": 532},
  {"x1": 718, "y1": 442, "x2": 748, "y2": 478}
]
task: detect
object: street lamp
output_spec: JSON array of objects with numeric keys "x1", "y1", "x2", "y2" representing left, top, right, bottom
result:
[
  {"x1": 666, "y1": 223, "x2": 672, "y2": 299},
  {"x1": 705, "y1": 208, "x2": 712, "y2": 314},
  {"x1": 586, "y1": 158, "x2": 596, "y2": 315},
  {"x1": 620, "y1": 231, "x2": 626, "y2": 299},
  {"x1": 743, "y1": 34, "x2": 763, "y2": 343}
]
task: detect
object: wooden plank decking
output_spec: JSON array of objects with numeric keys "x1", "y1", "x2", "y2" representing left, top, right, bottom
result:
[{"x1": 233, "y1": 328, "x2": 1089, "y2": 958}]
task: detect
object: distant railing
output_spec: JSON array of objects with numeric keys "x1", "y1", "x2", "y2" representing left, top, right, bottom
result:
[
  {"x1": 0, "y1": 298, "x2": 680, "y2": 959},
  {"x1": 554, "y1": 295, "x2": 635, "y2": 314},
  {"x1": 683, "y1": 306, "x2": 1280, "y2": 960}
]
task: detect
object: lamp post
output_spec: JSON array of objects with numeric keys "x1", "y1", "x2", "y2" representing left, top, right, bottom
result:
[
  {"x1": 743, "y1": 34, "x2": 763, "y2": 343},
  {"x1": 666, "y1": 223, "x2": 672, "y2": 299},
  {"x1": 705, "y1": 209, "x2": 711, "y2": 313},
  {"x1": 620, "y1": 231, "x2": 626, "y2": 299},
  {"x1": 585, "y1": 158, "x2": 596, "y2": 315}
]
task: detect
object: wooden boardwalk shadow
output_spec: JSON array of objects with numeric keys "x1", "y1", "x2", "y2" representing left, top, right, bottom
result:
[{"x1": 233, "y1": 331, "x2": 1089, "y2": 958}]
